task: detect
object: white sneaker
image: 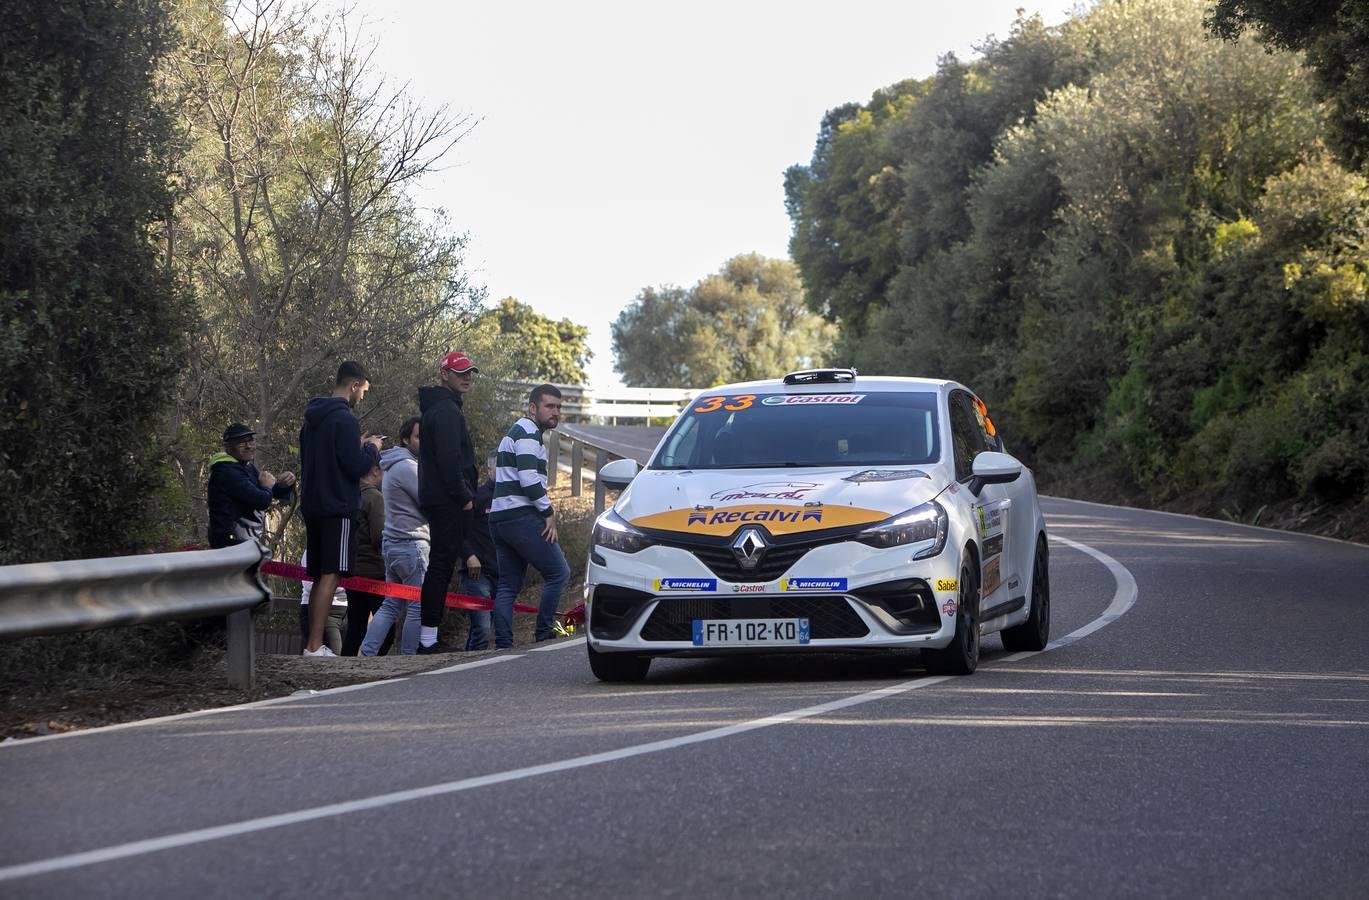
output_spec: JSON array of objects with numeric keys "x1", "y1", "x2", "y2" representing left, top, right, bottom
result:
[{"x1": 302, "y1": 645, "x2": 336, "y2": 657}]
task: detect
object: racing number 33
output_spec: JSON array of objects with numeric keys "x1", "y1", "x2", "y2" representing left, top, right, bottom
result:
[{"x1": 693, "y1": 395, "x2": 755, "y2": 413}]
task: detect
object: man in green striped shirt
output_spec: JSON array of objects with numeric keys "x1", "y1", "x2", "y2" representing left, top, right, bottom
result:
[{"x1": 490, "y1": 384, "x2": 570, "y2": 648}]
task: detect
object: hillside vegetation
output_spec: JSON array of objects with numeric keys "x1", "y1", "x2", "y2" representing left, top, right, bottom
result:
[{"x1": 785, "y1": 0, "x2": 1369, "y2": 536}]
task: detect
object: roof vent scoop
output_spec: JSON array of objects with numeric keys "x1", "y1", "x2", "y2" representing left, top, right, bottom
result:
[{"x1": 783, "y1": 368, "x2": 858, "y2": 385}]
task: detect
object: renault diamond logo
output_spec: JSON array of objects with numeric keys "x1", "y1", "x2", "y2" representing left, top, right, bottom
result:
[{"x1": 731, "y1": 527, "x2": 768, "y2": 570}]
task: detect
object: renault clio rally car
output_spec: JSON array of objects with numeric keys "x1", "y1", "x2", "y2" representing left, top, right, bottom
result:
[{"x1": 584, "y1": 369, "x2": 1049, "y2": 682}]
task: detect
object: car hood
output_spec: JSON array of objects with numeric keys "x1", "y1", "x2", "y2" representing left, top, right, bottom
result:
[{"x1": 620, "y1": 465, "x2": 947, "y2": 537}]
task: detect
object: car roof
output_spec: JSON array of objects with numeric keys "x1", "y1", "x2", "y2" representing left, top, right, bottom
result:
[{"x1": 696, "y1": 375, "x2": 959, "y2": 394}]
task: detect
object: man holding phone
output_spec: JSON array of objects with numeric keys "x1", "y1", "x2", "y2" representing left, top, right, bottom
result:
[{"x1": 299, "y1": 360, "x2": 382, "y2": 657}]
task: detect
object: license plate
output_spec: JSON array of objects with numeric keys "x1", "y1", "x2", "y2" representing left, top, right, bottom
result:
[{"x1": 691, "y1": 618, "x2": 810, "y2": 647}]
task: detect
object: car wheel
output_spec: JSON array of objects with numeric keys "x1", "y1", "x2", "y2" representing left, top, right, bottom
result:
[
  {"x1": 1001, "y1": 536, "x2": 1050, "y2": 652},
  {"x1": 587, "y1": 644, "x2": 652, "y2": 682},
  {"x1": 924, "y1": 558, "x2": 979, "y2": 676}
]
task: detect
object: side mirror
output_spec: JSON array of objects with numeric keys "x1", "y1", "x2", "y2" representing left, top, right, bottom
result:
[
  {"x1": 598, "y1": 457, "x2": 639, "y2": 490},
  {"x1": 968, "y1": 451, "x2": 1021, "y2": 496}
]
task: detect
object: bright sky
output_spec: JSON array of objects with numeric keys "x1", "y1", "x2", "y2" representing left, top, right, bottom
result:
[{"x1": 331, "y1": 0, "x2": 1074, "y2": 387}]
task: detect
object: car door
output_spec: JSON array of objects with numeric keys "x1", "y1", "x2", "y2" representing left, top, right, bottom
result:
[{"x1": 949, "y1": 391, "x2": 1014, "y2": 610}]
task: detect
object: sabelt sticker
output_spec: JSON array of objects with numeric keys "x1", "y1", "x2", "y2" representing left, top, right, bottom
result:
[
  {"x1": 654, "y1": 578, "x2": 717, "y2": 592},
  {"x1": 760, "y1": 394, "x2": 865, "y2": 406},
  {"x1": 935, "y1": 578, "x2": 958, "y2": 592},
  {"x1": 632, "y1": 504, "x2": 887, "y2": 536},
  {"x1": 782, "y1": 577, "x2": 848, "y2": 592}
]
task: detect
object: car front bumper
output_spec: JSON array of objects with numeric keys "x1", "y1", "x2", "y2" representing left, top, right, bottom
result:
[{"x1": 585, "y1": 539, "x2": 961, "y2": 655}]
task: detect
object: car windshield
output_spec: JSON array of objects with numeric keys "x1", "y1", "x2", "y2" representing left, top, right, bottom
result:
[{"x1": 651, "y1": 391, "x2": 941, "y2": 470}]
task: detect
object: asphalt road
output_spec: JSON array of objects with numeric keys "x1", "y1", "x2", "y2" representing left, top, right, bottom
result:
[
  {"x1": 557, "y1": 423, "x2": 667, "y2": 465},
  {"x1": 1, "y1": 497, "x2": 1366, "y2": 898}
]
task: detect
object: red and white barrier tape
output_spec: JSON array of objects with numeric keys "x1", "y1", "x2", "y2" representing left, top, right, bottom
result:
[{"x1": 259, "y1": 560, "x2": 562, "y2": 618}]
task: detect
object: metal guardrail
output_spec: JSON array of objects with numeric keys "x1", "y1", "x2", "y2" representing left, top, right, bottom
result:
[
  {"x1": 0, "y1": 542, "x2": 270, "y2": 689},
  {"x1": 504, "y1": 380, "x2": 697, "y2": 423},
  {"x1": 547, "y1": 431, "x2": 617, "y2": 514}
]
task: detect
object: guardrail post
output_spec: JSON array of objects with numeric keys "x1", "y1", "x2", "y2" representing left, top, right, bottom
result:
[
  {"x1": 546, "y1": 430, "x2": 559, "y2": 487},
  {"x1": 226, "y1": 607, "x2": 255, "y2": 690},
  {"x1": 571, "y1": 440, "x2": 584, "y2": 496},
  {"x1": 593, "y1": 451, "x2": 613, "y2": 513}
]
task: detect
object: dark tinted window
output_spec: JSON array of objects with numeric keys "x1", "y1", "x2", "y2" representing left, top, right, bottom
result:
[
  {"x1": 652, "y1": 391, "x2": 941, "y2": 469},
  {"x1": 949, "y1": 392, "x2": 987, "y2": 481}
]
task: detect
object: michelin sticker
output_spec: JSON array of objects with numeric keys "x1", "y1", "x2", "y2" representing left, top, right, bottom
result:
[
  {"x1": 781, "y1": 577, "x2": 848, "y2": 592},
  {"x1": 760, "y1": 394, "x2": 865, "y2": 406},
  {"x1": 654, "y1": 578, "x2": 717, "y2": 592}
]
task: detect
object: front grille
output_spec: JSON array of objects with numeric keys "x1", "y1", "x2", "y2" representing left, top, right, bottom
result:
[
  {"x1": 644, "y1": 523, "x2": 868, "y2": 583},
  {"x1": 639, "y1": 596, "x2": 869, "y2": 641},
  {"x1": 687, "y1": 543, "x2": 811, "y2": 581}
]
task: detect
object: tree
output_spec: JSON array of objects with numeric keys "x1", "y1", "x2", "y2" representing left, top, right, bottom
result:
[
  {"x1": 0, "y1": 0, "x2": 194, "y2": 563},
  {"x1": 480, "y1": 297, "x2": 592, "y2": 383},
  {"x1": 612, "y1": 255, "x2": 837, "y2": 387},
  {"x1": 166, "y1": 0, "x2": 484, "y2": 542},
  {"x1": 1208, "y1": 0, "x2": 1369, "y2": 169}
]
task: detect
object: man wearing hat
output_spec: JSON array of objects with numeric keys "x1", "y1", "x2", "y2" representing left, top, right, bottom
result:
[
  {"x1": 207, "y1": 423, "x2": 296, "y2": 549},
  {"x1": 415, "y1": 351, "x2": 480, "y2": 653}
]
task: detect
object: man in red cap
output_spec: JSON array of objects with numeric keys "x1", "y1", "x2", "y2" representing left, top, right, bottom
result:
[{"x1": 414, "y1": 351, "x2": 480, "y2": 652}]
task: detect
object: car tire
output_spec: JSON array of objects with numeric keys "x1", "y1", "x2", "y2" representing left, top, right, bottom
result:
[
  {"x1": 923, "y1": 558, "x2": 979, "y2": 676},
  {"x1": 1001, "y1": 536, "x2": 1050, "y2": 652},
  {"x1": 587, "y1": 644, "x2": 652, "y2": 682}
]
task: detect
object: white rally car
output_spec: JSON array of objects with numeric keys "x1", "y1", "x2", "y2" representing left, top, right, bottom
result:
[{"x1": 584, "y1": 369, "x2": 1049, "y2": 682}]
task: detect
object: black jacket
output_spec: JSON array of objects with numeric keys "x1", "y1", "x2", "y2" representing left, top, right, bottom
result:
[
  {"x1": 206, "y1": 453, "x2": 293, "y2": 548},
  {"x1": 299, "y1": 396, "x2": 380, "y2": 518},
  {"x1": 417, "y1": 385, "x2": 477, "y2": 509},
  {"x1": 463, "y1": 478, "x2": 499, "y2": 577},
  {"x1": 353, "y1": 482, "x2": 386, "y2": 578}
]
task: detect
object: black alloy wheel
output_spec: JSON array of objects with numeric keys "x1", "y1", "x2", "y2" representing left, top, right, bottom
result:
[
  {"x1": 923, "y1": 559, "x2": 980, "y2": 675},
  {"x1": 1001, "y1": 536, "x2": 1050, "y2": 652}
]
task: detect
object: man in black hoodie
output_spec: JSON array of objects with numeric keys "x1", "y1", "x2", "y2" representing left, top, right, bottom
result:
[
  {"x1": 415, "y1": 351, "x2": 480, "y2": 653},
  {"x1": 299, "y1": 361, "x2": 383, "y2": 657}
]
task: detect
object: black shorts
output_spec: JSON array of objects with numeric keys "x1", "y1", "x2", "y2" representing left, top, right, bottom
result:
[{"x1": 305, "y1": 515, "x2": 356, "y2": 578}]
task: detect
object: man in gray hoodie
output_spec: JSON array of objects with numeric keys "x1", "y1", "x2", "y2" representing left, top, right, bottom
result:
[{"x1": 360, "y1": 417, "x2": 429, "y2": 655}]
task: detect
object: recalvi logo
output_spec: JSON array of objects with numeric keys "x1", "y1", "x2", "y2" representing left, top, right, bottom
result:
[{"x1": 687, "y1": 508, "x2": 822, "y2": 527}]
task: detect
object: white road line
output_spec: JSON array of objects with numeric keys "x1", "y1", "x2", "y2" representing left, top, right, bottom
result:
[
  {"x1": 998, "y1": 534, "x2": 1139, "y2": 663},
  {"x1": 528, "y1": 637, "x2": 587, "y2": 652},
  {"x1": 0, "y1": 536, "x2": 1137, "y2": 883},
  {"x1": 1042, "y1": 494, "x2": 1369, "y2": 549},
  {"x1": 1, "y1": 656, "x2": 520, "y2": 750},
  {"x1": 416, "y1": 655, "x2": 523, "y2": 675}
]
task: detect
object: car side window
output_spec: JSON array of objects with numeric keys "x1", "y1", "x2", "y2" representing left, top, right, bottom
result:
[{"x1": 949, "y1": 392, "x2": 985, "y2": 481}]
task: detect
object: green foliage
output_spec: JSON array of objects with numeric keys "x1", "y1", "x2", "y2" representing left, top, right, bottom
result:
[
  {"x1": 0, "y1": 0, "x2": 194, "y2": 564},
  {"x1": 1207, "y1": 0, "x2": 1369, "y2": 170},
  {"x1": 612, "y1": 254, "x2": 838, "y2": 387},
  {"x1": 480, "y1": 297, "x2": 592, "y2": 383},
  {"x1": 786, "y1": 0, "x2": 1369, "y2": 519}
]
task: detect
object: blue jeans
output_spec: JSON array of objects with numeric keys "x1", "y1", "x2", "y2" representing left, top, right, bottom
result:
[
  {"x1": 462, "y1": 573, "x2": 495, "y2": 650},
  {"x1": 360, "y1": 538, "x2": 428, "y2": 656},
  {"x1": 492, "y1": 514, "x2": 570, "y2": 648}
]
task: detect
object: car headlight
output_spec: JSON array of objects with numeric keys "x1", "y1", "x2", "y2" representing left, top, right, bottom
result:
[
  {"x1": 856, "y1": 501, "x2": 947, "y2": 558},
  {"x1": 592, "y1": 509, "x2": 650, "y2": 554}
]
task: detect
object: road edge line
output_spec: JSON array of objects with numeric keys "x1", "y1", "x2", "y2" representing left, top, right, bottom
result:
[{"x1": 0, "y1": 536, "x2": 1136, "y2": 882}]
